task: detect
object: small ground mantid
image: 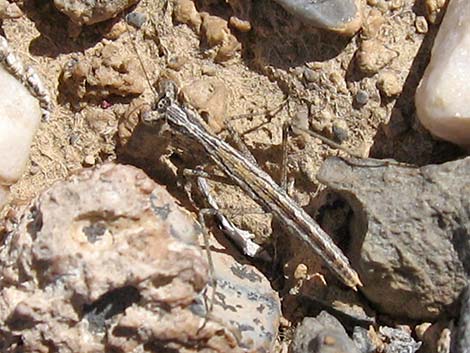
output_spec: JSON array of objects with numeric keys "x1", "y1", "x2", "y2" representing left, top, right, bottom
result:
[{"x1": 124, "y1": 13, "x2": 363, "y2": 317}]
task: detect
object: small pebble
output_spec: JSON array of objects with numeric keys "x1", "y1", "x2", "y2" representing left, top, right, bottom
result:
[
  {"x1": 201, "y1": 64, "x2": 217, "y2": 76},
  {"x1": 69, "y1": 133, "x2": 80, "y2": 145},
  {"x1": 126, "y1": 12, "x2": 147, "y2": 28},
  {"x1": 332, "y1": 121, "x2": 349, "y2": 142},
  {"x1": 353, "y1": 327, "x2": 377, "y2": 353},
  {"x1": 425, "y1": 0, "x2": 446, "y2": 24},
  {"x1": 377, "y1": 72, "x2": 402, "y2": 97},
  {"x1": 83, "y1": 155, "x2": 95, "y2": 166},
  {"x1": 29, "y1": 164, "x2": 40, "y2": 176},
  {"x1": 303, "y1": 68, "x2": 318, "y2": 82},
  {"x1": 415, "y1": 16, "x2": 429, "y2": 34},
  {"x1": 376, "y1": 0, "x2": 388, "y2": 12},
  {"x1": 415, "y1": 322, "x2": 432, "y2": 341},
  {"x1": 356, "y1": 39, "x2": 395, "y2": 75},
  {"x1": 104, "y1": 20, "x2": 127, "y2": 40},
  {"x1": 355, "y1": 90, "x2": 369, "y2": 105},
  {"x1": 290, "y1": 312, "x2": 361, "y2": 353},
  {"x1": 167, "y1": 56, "x2": 188, "y2": 71},
  {"x1": 293, "y1": 105, "x2": 310, "y2": 131},
  {"x1": 173, "y1": 0, "x2": 202, "y2": 30},
  {"x1": 362, "y1": 9, "x2": 385, "y2": 39},
  {"x1": 229, "y1": 16, "x2": 251, "y2": 32},
  {"x1": 329, "y1": 71, "x2": 343, "y2": 85},
  {"x1": 389, "y1": 0, "x2": 403, "y2": 11},
  {"x1": 294, "y1": 263, "x2": 308, "y2": 280},
  {"x1": 379, "y1": 327, "x2": 421, "y2": 353},
  {"x1": 437, "y1": 328, "x2": 451, "y2": 353}
]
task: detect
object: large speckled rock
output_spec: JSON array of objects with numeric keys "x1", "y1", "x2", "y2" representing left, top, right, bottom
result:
[
  {"x1": 0, "y1": 163, "x2": 280, "y2": 352},
  {"x1": 317, "y1": 157, "x2": 470, "y2": 320},
  {"x1": 53, "y1": 0, "x2": 140, "y2": 25}
]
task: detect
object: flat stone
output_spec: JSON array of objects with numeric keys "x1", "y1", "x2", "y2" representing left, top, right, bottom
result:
[
  {"x1": 272, "y1": 0, "x2": 362, "y2": 35},
  {"x1": 0, "y1": 163, "x2": 280, "y2": 352},
  {"x1": 317, "y1": 157, "x2": 470, "y2": 320}
]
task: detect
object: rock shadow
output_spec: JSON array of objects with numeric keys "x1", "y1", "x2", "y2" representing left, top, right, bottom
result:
[
  {"x1": 194, "y1": 0, "x2": 350, "y2": 72},
  {"x1": 367, "y1": 3, "x2": 464, "y2": 165},
  {"x1": 22, "y1": 0, "x2": 134, "y2": 58}
]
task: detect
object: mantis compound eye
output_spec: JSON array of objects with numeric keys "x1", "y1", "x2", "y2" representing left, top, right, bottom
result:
[{"x1": 156, "y1": 96, "x2": 172, "y2": 113}]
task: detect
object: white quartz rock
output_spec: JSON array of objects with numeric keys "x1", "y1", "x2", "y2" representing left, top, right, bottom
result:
[
  {"x1": 415, "y1": 0, "x2": 470, "y2": 148},
  {"x1": 0, "y1": 185, "x2": 8, "y2": 209},
  {"x1": 0, "y1": 65, "x2": 41, "y2": 204}
]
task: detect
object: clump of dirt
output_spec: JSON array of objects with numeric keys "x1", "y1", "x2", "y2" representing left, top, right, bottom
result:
[{"x1": 59, "y1": 42, "x2": 145, "y2": 104}]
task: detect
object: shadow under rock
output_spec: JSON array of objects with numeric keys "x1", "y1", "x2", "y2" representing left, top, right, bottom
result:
[
  {"x1": 195, "y1": 0, "x2": 350, "y2": 72},
  {"x1": 368, "y1": 5, "x2": 464, "y2": 165},
  {"x1": 22, "y1": 0, "x2": 128, "y2": 58},
  {"x1": 243, "y1": 0, "x2": 351, "y2": 71}
]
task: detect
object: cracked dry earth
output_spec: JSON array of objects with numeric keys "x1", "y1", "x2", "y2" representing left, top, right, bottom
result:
[{"x1": 0, "y1": 0, "x2": 467, "y2": 352}]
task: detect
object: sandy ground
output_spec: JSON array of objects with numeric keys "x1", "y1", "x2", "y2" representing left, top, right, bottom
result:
[{"x1": 0, "y1": 0, "x2": 465, "y2": 349}]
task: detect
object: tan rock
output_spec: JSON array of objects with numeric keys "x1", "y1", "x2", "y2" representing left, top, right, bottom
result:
[
  {"x1": 201, "y1": 13, "x2": 241, "y2": 62},
  {"x1": 425, "y1": 0, "x2": 447, "y2": 24},
  {"x1": 0, "y1": 163, "x2": 280, "y2": 352},
  {"x1": 377, "y1": 71, "x2": 402, "y2": 97},
  {"x1": 173, "y1": 0, "x2": 202, "y2": 32},
  {"x1": 180, "y1": 79, "x2": 230, "y2": 132},
  {"x1": 53, "y1": 0, "x2": 139, "y2": 25},
  {"x1": 356, "y1": 39, "x2": 396, "y2": 75}
]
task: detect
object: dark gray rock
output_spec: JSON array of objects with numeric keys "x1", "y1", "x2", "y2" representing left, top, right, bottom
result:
[
  {"x1": 290, "y1": 311, "x2": 360, "y2": 353},
  {"x1": 272, "y1": 0, "x2": 362, "y2": 35},
  {"x1": 317, "y1": 157, "x2": 470, "y2": 320},
  {"x1": 453, "y1": 283, "x2": 470, "y2": 353},
  {"x1": 378, "y1": 327, "x2": 421, "y2": 353},
  {"x1": 352, "y1": 327, "x2": 377, "y2": 353},
  {"x1": 126, "y1": 12, "x2": 146, "y2": 28}
]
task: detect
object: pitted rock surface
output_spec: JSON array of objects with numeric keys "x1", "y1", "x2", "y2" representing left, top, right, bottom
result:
[
  {"x1": 317, "y1": 157, "x2": 470, "y2": 320},
  {"x1": 53, "y1": 0, "x2": 140, "y2": 25},
  {"x1": 210, "y1": 252, "x2": 281, "y2": 353},
  {"x1": 0, "y1": 163, "x2": 280, "y2": 352},
  {"x1": 290, "y1": 311, "x2": 361, "y2": 353}
]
